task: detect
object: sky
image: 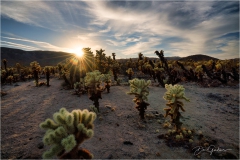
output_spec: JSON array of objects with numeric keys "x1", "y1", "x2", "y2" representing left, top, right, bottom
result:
[{"x1": 1, "y1": 0, "x2": 239, "y2": 59}]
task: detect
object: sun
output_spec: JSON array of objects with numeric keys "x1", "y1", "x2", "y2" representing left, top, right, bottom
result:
[
  {"x1": 69, "y1": 47, "x2": 84, "y2": 57},
  {"x1": 74, "y1": 48, "x2": 84, "y2": 57}
]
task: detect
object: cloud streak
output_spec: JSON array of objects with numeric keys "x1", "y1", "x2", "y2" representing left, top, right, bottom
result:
[
  {"x1": 1, "y1": 1, "x2": 239, "y2": 59},
  {"x1": 1, "y1": 36, "x2": 71, "y2": 52}
]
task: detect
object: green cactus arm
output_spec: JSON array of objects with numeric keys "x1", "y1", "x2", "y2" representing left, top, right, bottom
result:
[
  {"x1": 77, "y1": 123, "x2": 85, "y2": 132},
  {"x1": 176, "y1": 101, "x2": 184, "y2": 108},
  {"x1": 61, "y1": 134, "x2": 77, "y2": 152},
  {"x1": 42, "y1": 144, "x2": 64, "y2": 159},
  {"x1": 43, "y1": 132, "x2": 60, "y2": 145},
  {"x1": 39, "y1": 118, "x2": 59, "y2": 130},
  {"x1": 182, "y1": 96, "x2": 190, "y2": 102},
  {"x1": 53, "y1": 113, "x2": 66, "y2": 126},
  {"x1": 72, "y1": 110, "x2": 80, "y2": 128},
  {"x1": 43, "y1": 129, "x2": 55, "y2": 145},
  {"x1": 178, "y1": 103, "x2": 185, "y2": 112},
  {"x1": 54, "y1": 126, "x2": 68, "y2": 138},
  {"x1": 86, "y1": 129, "x2": 94, "y2": 138},
  {"x1": 82, "y1": 112, "x2": 92, "y2": 125},
  {"x1": 65, "y1": 113, "x2": 75, "y2": 133},
  {"x1": 163, "y1": 108, "x2": 171, "y2": 117}
]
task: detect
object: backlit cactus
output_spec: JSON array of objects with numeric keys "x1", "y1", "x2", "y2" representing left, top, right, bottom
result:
[
  {"x1": 84, "y1": 70, "x2": 103, "y2": 90},
  {"x1": 30, "y1": 61, "x2": 41, "y2": 87},
  {"x1": 85, "y1": 70, "x2": 104, "y2": 112},
  {"x1": 127, "y1": 78, "x2": 151, "y2": 119},
  {"x1": 126, "y1": 68, "x2": 134, "y2": 80},
  {"x1": 102, "y1": 74, "x2": 112, "y2": 93},
  {"x1": 6, "y1": 75, "x2": 13, "y2": 84},
  {"x1": 163, "y1": 84, "x2": 190, "y2": 131},
  {"x1": 39, "y1": 108, "x2": 96, "y2": 159}
]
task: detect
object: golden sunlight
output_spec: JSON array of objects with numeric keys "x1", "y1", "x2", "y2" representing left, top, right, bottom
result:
[{"x1": 69, "y1": 47, "x2": 84, "y2": 57}]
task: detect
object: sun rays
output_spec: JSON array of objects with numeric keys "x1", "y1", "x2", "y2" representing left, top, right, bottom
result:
[{"x1": 62, "y1": 48, "x2": 95, "y2": 80}]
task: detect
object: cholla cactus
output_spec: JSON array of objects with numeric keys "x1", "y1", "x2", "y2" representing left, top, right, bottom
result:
[
  {"x1": 127, "y1": 78, "x2": 151, "y2": 119},
  {"x1": 194, "y1": 65, "x2": 203, "y2": 73},
  {"x1": 84, "y1": 70, "x2": 104, "y2": 112},
  {"x1": 39, "y1": 108, "x2": 96, "y2": 159},
  {"x1": 215, "y1": 63, "x2": 222, "y2": 71},
  {"x1": 153, "y1": 67, "x2": 164, "y2": 73},
  {"x1": 74, "y1": 82, "x2": 81, "y2": 90},
  {"x1": 30, "y1": 61, "x2": 41, "y2": 86},
  {"x1": 116, "y1": 78, "x2": 122, "y2": 85},
  {"x1": 194, "y1": 65, "x2": 204, "y2": 82},
  {"x1": 84, "y1": 70, "x2": 103, "y2": 91},
  {"x1": 112, "y1": 61, "x2": 120, "y2": 81},
  {"x1": 163, "y1": 84, "x2": 190, "y2": 131},
  {"x1": 102, "y1": 74, "x2": 111, "y2": 83},
  {"x1": 74, "y1": 82, "x2": 86, "y2": 96},
  {"x1": 44, "y1": 66, "x2": 51, "y2": 86},
  {"x1": 126, "y1": 68, "x2": 134, "y2": 80},
  {"x1": 6, "y1": 75, "x2": 13, "y2": 84},
  {"x1": 102, "y1": 74, "x2": 112, "y2": 93},
  {"x1": 13, "y1": 74, "x2": 19, "y2": 82},
  {"x1": 1, "y1": 69, "x2": 7, "y2": 84},
  {"x1": 89, "y1": 105, "x2": 99, "y2": 115}
]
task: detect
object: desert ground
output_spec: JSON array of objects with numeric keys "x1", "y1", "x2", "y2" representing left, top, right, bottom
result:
[{"x1": 1, "y1": 75, "x2": 239, "y2": 159}]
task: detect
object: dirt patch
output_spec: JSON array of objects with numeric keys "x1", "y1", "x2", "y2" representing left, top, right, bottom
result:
[{"x1": 1, "y1": 78, "x2": 239, "y2": 159}]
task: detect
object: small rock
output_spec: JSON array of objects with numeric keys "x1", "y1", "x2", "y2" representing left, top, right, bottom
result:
[
  {"x1": 123, "y1": 141, "x2": 133, "y2": 145},
  {"x1": 156, "y1": 152, "x2": 161, "y2": 156},
  {"x1": 37, "y1": 142, "x2": 44, "y2": 149},
  {"x1": 105, "y1": 105, "x2": 111, "y2": 109}
]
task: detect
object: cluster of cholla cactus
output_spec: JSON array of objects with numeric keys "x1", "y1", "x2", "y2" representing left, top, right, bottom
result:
[
  {"x1": 39, "y1": 108, "x2": 96, "y2": 159},
  {"x1": 120, "y1": 50, "x2": 239, "y2": 88},
  {"x1": 127, "y1": 78, "x2": 151, "y2": 119},
  {"x1": 163, "y1": 84, "x2": 190, "y2": 131},
  {"x1": 84, "y1": 70, "x2": 104, "y2": 112}
]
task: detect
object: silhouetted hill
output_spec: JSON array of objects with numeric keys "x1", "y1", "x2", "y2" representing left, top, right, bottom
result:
[
  {"x1": 179, "y1": 54, "x2": 219, "y2": 61},
  {"x1": 1, "y1": 47, "x2": 74, "y2": 67}
]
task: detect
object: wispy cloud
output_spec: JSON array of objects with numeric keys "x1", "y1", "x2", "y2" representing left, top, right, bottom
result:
[
  {"x1": 1, "y1": 36, "x2": 71, "y2": 52},
  {"x1": 1, "y1": 1, "x2": 239, "y2": 59},
  {"x1": 1, "y1": 40, "x2": 40, "y2": 50}
]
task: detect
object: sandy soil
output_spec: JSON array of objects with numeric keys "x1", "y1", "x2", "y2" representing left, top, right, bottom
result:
[{"x1": 1, "y1": 76, "x2": 239, "y2": 159}]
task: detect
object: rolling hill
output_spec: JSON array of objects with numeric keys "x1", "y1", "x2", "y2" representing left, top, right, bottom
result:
[
  {"x1": 178, "y1": 54, "x2": 219, "y2": 61},
  {"x1": 1, "y1": 47, "x2": 74, "y2": 67}
]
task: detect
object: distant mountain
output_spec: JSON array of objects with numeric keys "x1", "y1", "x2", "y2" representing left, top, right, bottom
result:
[
  {"x1": 1, "y1": 47, "x2": 74, "y2": 67},
  {"x1": 178, "y1": 54, "x2": 219, "y2": 61}
]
